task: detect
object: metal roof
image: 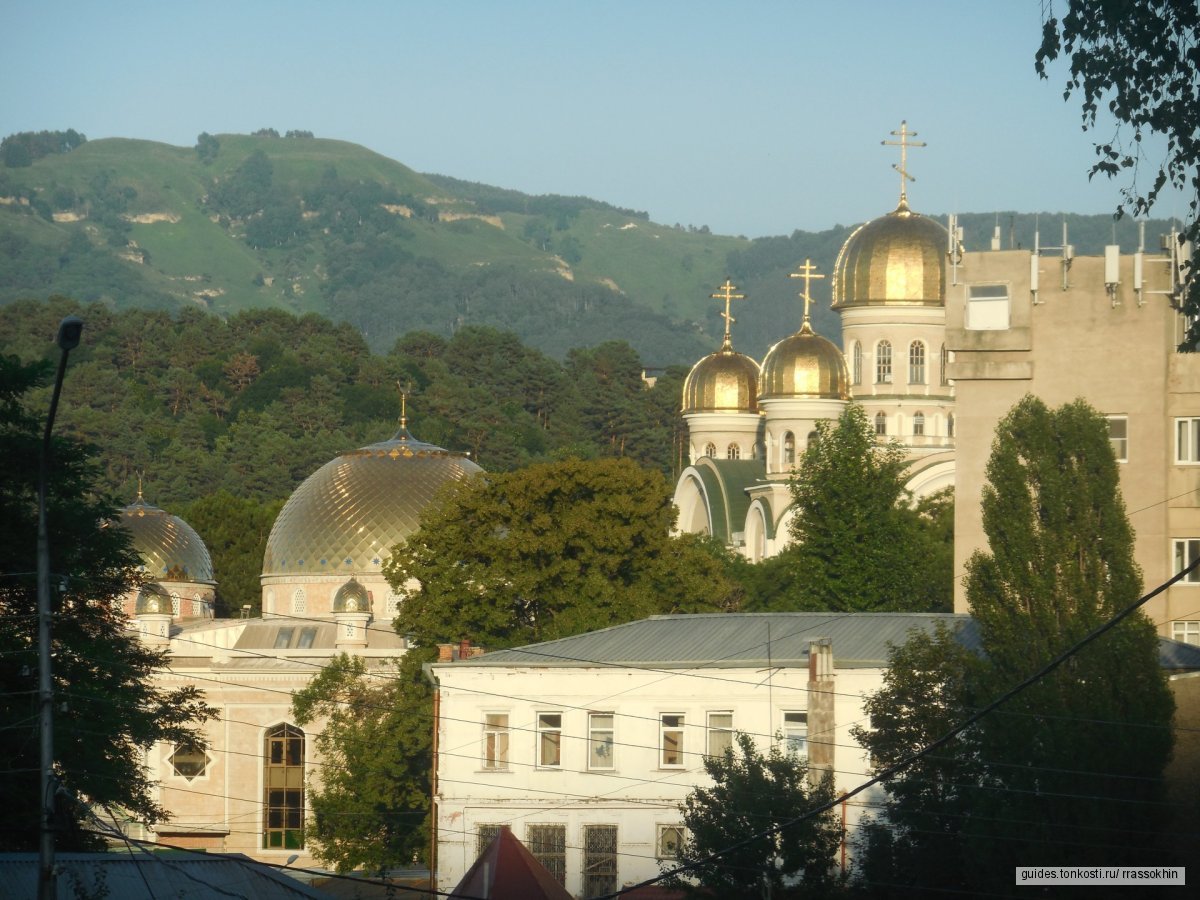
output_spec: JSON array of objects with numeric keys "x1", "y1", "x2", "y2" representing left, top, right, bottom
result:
[
  {"x1": 438, "y1": 612, "x2": 979, "y2": 670},
  {"x1": 0, "y1": 852, "x2": 332, "y2": 899},
  {"x1": 687, "y1": 459, "x2": 765, "y2": 542}
]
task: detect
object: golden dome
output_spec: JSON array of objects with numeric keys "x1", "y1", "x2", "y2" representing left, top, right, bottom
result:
[
  {"x1": 333, "y1": 577, "x2": 370, "y2": 612},
  {"x1": 119, "y1": 496, "x2": 214, "y2": 584},
  {"x1": 682, "y1": 340, "x2": 760, "y2": 414},
  {"x1": 262, "y1": 428, "x2": 483, "y2": 577},
  {"x1": 832, "y1": 202, "x2": 947, "y2": 309},
  {"x1": 759, "y1": 321, "x2": 850, "y2": 401}
]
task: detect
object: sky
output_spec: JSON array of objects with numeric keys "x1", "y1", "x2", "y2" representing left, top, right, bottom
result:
[{"x1": 2, "y1": 1, "x2": 1191, "y2": 238}]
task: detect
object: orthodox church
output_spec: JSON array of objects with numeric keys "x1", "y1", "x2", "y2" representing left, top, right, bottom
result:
[{"x1": 673, "y1": 122, "x2": 956, "y2": 560}]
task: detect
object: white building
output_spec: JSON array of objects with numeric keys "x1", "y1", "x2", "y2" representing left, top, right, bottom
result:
[{"x1": 426, "y1": 611, "x2": 980, "y2": 897}]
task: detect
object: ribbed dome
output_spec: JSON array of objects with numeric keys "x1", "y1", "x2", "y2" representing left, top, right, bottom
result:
[
  {"x1": 333, "y1": 577, "x2": 370, "y2": 612},
  {"x1": 832, "y1": 202, "x2": 947, "y2": 309},
  {"x1": 759, "y1": 321, "x2": 850, "y2": 401},
  {"x1": 134, "y1": 583, "x2": 170, "y2": 614},
  {"x1": 682, "y1": 340, "x2": 760, "y2": 414},
  {"x1": 262, "y1": 428, "x2": 483, "y2": 577},
  {"x1": 119, "y1": 496, "x2": 214, "y2": 584}
]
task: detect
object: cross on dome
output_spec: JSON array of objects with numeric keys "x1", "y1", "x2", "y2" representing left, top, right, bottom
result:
[
  {"x1": 882, "y1": 119, "x2": 926, "y2": 207},
  {"x1": 789, "y1": 259, "x2": 824, "y2": 325},
  {"x1": 710, "y1": 278, "x2": 746, "y2": 348}
]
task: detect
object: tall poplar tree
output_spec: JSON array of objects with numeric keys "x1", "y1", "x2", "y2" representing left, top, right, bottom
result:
[{"x1": 854, "y1": 396, "x2": 1175, "y2": 898}]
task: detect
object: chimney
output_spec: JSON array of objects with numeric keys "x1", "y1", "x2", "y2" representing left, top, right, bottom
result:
[
  {"x1": 807, "y1": 638, "x2": 835, "y2": 783},
  {"x1": 438, "y1": 644, "x2": 455, "y2": 662}
]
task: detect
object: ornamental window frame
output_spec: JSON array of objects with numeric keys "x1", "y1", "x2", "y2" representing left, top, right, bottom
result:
[{"x1": 875, "y1": 341, "x2": 893, "y2": 384}]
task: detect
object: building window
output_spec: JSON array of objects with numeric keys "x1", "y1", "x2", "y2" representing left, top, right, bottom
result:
[
  {"x1": 947, "y1": 413, "x2": 955, "y2": 438},
  {"x1": 1172, "y1": 621, "x2": 1200, "y2": 645},
  {"x1": 1173, "y1": 540, "x2": 1200, "y2": 583},
  {"x1": 783, "y1": 432, "x2": 795, "y2": 466},
  {"x1": 384, "y1": 592, "x2": 401, "y2": 617},
  {"x1": 589, "y1": 713, "x2": 615, "y2": 769},
  {"x1": 296, "y1": 627, "x2": 316, "y2": 649},
  {"x1": 582, "y1": 825, "x2": 618, "y2": 897},
  {"x1": 527, "y1": 825, "x2": 566, "y2": 886},
  {"x1": 1106, "y1": 416, "x2": 1128, "y2": 462},
  {"x1": 170, "y1": 592, "x2": 181, "y2": 617},
  {"x1": 169, "y1": 743, "x2": 209, "y2": 781},
  {"x1": 940, "y1": 343, "x2": 949, "y2": 385},
  {"x1": 707, "y1": 712, "x2": 733, "y2": 758},
  {"x1": 477, "y1": 824, "x2": 505, "y2": 856},
  {"x1": 966, "y1": 284, "x2": 1010, "y2": 330},
  {"x1": 908, "y1": 341, "x2": 926, "y2": 384},
  {"x1": 782, "y1": 711, "x2": 807, "y2": 757},
  {"x1": 913, "y1": 411, "x2": 925, "y2": 437},
  {"x1": 875, "y1": 341, "x2": 892, "y2": 383},
  {"x1": 483, "y1": 713, "x2": 510, "y2": 770},
  {"x1": 660, "y1": 714, "x2": 685, "y2": 767},
  {"x1": 292, "y1": 588, "x2": 306, "y2": 615},
  {"x1": 874, "y1": 412, "x2": 887, "y2": 436},
  {"x1": 274, "y1": 627, "x2": 295, "y2": 649},
  {"x1": 536, "y1": 712, "x2": 562, "y2": 767},
  {"x1": 263, "y1": 724, "x2": 304, "y2": 849},
  {"x1": 1176, "y1": 418, "x2": 1200, "y2": 463},
  {"x1": 727, "y1": 443, "x2": 740, "y2": 460},
  {"x1": 851, "y1": 341, "x2": 862, "y2": 385},
  {"x1": 658, "y1": 825, "x2": 686, "y2": 860},
  {"x1": 704, "y1": 441, "x2": 716, "y2": 458}
]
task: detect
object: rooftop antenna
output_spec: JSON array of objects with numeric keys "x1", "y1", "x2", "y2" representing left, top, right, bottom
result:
[
  {"x1": 710, "y1": 278, "x2": 746, "y2": 349},
  {"x1": 789, "y1": 259, "x2": 825, "y2": 328},
  {"x1": 882, "y1": 119, "x2": 926, "y2": 209},
  {"x1": 1033, "y1": 216, "x2": 1073, "y2": 292},
  {"x1": 1135, "y1": 220, "x2": 1146, "y2": 306},
  {"x1": 947, "y1": 214, "x2": 964, "y2": 285}
]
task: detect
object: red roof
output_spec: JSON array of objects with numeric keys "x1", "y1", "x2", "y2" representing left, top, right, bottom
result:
[{"x1": 450, "y1": 827, "x2": 572, "y2": 900}]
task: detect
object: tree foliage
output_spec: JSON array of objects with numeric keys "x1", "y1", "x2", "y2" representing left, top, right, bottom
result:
[
  {"x1": 291, "y1": 651, "x2": 434, "y2": 872},
  {"x1": 1036, "y1": 0, "x2": 1200, "y2": 347},
  {"x1": 669, "y1": 732, "x2": 843, "y2": 898},
  {"x1": 1, "y1": 129, "x2": 86, "y2": 167},
  {"x1": 853, "y1": 396, "x2": 1175, "y2": 898},
  {"x1": 386, "y1": 457, "x2": 740, "y2": 648},
  {"x1": 786, "y1": 405, "x2": 951, "y2": 612},
  {"x1": 0, "y1": 355, "x2": 214, "y2": 849}
]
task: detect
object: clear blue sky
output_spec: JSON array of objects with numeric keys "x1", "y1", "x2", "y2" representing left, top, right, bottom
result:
[{"x1": 2, "y1": 0, "x2": 1189, "y2": 237}]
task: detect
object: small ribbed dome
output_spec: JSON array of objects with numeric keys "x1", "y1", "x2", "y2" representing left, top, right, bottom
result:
[
  {"x1": 119, "y1": 496, "x2": 214, "y2": 584},
  {"x1": 332, "y1": 577, "x2": 370, "y2": 612},
  {"x1": 682, "y1": 340, "x2": 760, "y2": 414},
  {"x1": 759, "y1": 321, "x2": 850, "y2": 401},
  {"x1": 832, "y1": 202, "x2": 947, "y2": 309},
  {"x1": 262, "y1": 428, "x2": 483, "y2": 577}
]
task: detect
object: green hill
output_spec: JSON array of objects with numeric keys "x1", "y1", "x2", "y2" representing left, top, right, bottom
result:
[{"x1": 0, "y1": 131, "x2": 1183, "y2": 365}]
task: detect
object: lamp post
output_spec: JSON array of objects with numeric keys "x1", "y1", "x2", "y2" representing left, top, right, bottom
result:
[{"x1": 38, "y1": 315, "x2": 83, "y2": 900}]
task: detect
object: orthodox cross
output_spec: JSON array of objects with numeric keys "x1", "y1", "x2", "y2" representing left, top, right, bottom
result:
[
  {"x1": 789, "y1": 259, "x2": 824, "y2": 325},
  {"x1": 882, "y1": 119, "x2": 926, "y2": 206},
  {"x1": 711, "y1": 278, "x2": 745, "y2": 346}
]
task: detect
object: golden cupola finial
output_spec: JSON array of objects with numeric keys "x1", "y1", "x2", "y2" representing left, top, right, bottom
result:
[
  {"x1": 710, "y1": 278, "x2": 746, "y2": 350},
  {"x1": 882, "y1": 119, "x2": 926, "y2": 211},
  {"x1": 788, "y1": 259, "x2": 825, "y2": 330},
  {"x1": 135, "y1": 470, "x2": 145, "y2": 502}
]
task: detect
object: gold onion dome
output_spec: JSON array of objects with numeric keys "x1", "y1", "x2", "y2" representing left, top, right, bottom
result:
[
  {"x1": 262, "y1": 427, "x2": 483, "y2": 577},
  {"x1": 759, "y1": 320, "x2": 850, "y2": 401},
  {"x1": 119, "y1": 494, "x2": 214, "y2": 584},
  {"x1": 682, "y1": 338, "x2": 760, "y2": 414},
  {"x1": 832, "y1": 200, "x2": 948, "y2": 309}
]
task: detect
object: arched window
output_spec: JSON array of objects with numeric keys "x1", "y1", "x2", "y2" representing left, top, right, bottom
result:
[
  {"x1": 913, "y1": 411, "x2": 925, "y2": 436},
  {"x1": 940, "y1": 344, "x2": 949, "y2": 385},
  {"x1": 170, "y1": 592, "x2": 181, "y2": 617},
  {"x1": 876, "y1": 341, "x2": 892, "y2": 384},
  {"x1": 385, "y1": 592, "x2": 401, "y2": 617},
  {"x1": 292, "y1": 588, "x2": 306, "y2": 615},
  {"x1": 909, "y1": 341, "x2": 926, "y2": 384},
  {"x1": 727, "y1": 443, "x2": 741, "y2": 460},
  {"x1": 704, "y1": 442, "x2": 717, "y2": 458},
  {"x1": 851, "y1": 342, "x2": 862, "y2": 385},
  {"x1": 783, "y1": 432, "x2": 795, "y2": 465},
  {"x1": 264, "y1": 724, "x2": 305, "y2": 849},
  {"x1": 874, "y1": 412, "x2": 888, "y2": 436},
  {"x1": 948, "y1": 413, "x2": 955, "y2": 438}
]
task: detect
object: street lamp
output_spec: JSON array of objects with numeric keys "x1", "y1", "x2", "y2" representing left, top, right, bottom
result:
[{"x1": 38, "y1": 315, "x2": 83, "y2": 900}]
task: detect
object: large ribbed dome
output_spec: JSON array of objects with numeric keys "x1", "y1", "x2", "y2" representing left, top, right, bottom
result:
[
  {"x1": 119, "y1": 496, "x2": 214, "y2": 583},
  {"x1": 262, "y1": 428, "x2": 483, "y2": 577},
  {"x1": 682, "y1": 340, "x2": 760, "y2": 414},
  {"x1": 759, "y1": 321, "x2": 850, "y2": 401},
  {"x1": 832, "y1": 202, "x2": 947, "y2": 309}
]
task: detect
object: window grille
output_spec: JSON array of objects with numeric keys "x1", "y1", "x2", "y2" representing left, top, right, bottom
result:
[
  {"x1": 293, "y1": 588, "x2": 306, "y2": 615},
  {"x1": 583, "y1": 825, "x2": 618, "y2": 896},
  {"x1": 527, "y1": 825, "x2": 566, "y2": 886},
  {"x1": 477, "y1": 824, "x2": 504, "y2": 856}
]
